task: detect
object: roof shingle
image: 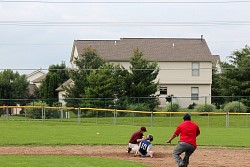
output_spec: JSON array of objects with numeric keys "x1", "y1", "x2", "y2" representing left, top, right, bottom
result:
[{"x1": 72, "y1": 38, "x2": 214, "y2": 62}]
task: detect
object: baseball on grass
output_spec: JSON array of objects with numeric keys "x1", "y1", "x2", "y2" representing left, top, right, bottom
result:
[{"x1": 96, "y1": 132, "x2": 99, "y2": 135}]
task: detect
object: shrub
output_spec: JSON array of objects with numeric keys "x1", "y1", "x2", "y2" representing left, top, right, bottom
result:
[
  {"x1": 127, "y1": 103, "x2": 150, "y2": 111},
  {"x1": 162, "y1": 102, "x2": 180, "y2": 112},
  {"x1": 25, "y1": 101, "x2": 61, "y2": 119},
  {"x1": 223, "y1": 101, "x2": 247, "y2": 113},
  {"x1": 194, "y1": 104, "x2": 216, "y2": 112},
  {"x1": 25, "y1": 101, "x2": 47, "y2": 119},
  {"x1": 46, "y1": 108, "x2": 61, "y2": 119},
  {"x1": 80, "y1": 109, "x2": 113, "y2": 118}
]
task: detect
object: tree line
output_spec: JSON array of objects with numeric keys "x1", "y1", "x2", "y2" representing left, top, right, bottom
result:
[{"x1": 211, "y1": 45, "x2": 250, "y2": 109}]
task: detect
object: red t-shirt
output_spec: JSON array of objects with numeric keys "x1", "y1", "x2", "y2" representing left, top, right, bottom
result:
[
  {"x1": 174, "y1": 120, "x2": 200, "y2": 147},
  {"x1": 129, "y1": 130, "x2": 143, "y2": 144}
]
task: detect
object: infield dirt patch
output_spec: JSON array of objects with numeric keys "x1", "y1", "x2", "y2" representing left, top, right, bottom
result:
[{"x1": 0, "y1": 145, "x2": 249, "y2": 167}]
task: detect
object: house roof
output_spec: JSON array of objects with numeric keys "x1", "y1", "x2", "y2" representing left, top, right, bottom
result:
[
  {"x1": 32, "y1": 73, "x2": 47, "y2": 83},
  {"x1": 26, "y1": 70, "x2": 46, "y2": 78},
  {"x1": 211, "y1": 55, "x2": 221, "y2": 64},
  {"x1": 71, "y1": 37, "x2": 214, "y2": 62},
  {"x1": 56, "y1": 79, "x2": 73, "y2": 91}
]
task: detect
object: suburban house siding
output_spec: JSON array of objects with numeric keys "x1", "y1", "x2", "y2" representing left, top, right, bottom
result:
[
  {"x1": 166, "y1": 84, "x2": 211, "y2": 108},
  {"x1": 58, "y1": 91, "x2": 66, "y2": 106},
  {"x1": 106, "y1": 61, "x2": 212, "y2": 107},
  {"x1": 71, "y1": 46, "x2": 79, "y2": 69},
  {"x1": 156, "y1": 61, "x2": 212, "y2": 107},
  {"x1": 56, "y1": 79, "x2": 73, "y2": 107},
  {"x1": 66, "y1": 37, "x2": 218, "y2": 108},
  {"x1": 156, "y1": 62, "x2": 212, "y2": 84},
  {"x1": 108, "y1": 61, "x2": 212, "y2": 84}
]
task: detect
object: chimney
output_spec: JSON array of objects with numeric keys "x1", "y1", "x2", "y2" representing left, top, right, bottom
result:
[{"x1": 201, "y1": 35, "x2": 203, "y2": 41}]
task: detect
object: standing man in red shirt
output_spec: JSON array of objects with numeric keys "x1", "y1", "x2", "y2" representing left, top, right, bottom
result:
[
  {"x1": 127, "y1": 126, "x2": 147, "y2": 154},
  {"x1": 166, "y1": 113, "x2": 200, "y2": 167}
]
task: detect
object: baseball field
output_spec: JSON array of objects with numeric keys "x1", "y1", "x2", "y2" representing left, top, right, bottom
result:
[{"x1": 0, "y1": 120, "x2": 249, "y2": 166}]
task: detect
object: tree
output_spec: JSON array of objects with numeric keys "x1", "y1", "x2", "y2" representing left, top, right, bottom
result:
[
  {"x1": 39, "y1": 62, "x2": 69, "y2": 106},
  {"x1": 0, "y1": 70, "x2": 29, "y2": 106},
  {"x1": 127, "y1": 48, "x2": 160, "y2": 110},
  {"x1": 65, "y1": 48, "x2": 160, "y2": 111},
  {"x1": 211, "y1": 65, "x2": 224, "y2": 108},
  {"x1": 219, "y1": 45, "x2": 250, "y2": 106},
  {"x1": 65, "y1": 48, "x2": 105, "y2": 107},
  {"x1": 83, "y1": 63, "x2": 129, "y2": 109}
]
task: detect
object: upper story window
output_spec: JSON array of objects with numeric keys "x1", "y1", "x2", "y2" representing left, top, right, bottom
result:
[
  {"x1": 191, "y1": 87, "x2": 199, "y2": 100},
  {"x1": 160, "y1": 87, "x2": 167, "y2": 94},
  {"x1": 192, "y1": 62, "x2": 200, "y2": 76}
]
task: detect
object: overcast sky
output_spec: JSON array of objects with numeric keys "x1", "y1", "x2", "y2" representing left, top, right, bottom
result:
[{"x1": 0, "y1": 0, "x2": 249, "y2": 74}]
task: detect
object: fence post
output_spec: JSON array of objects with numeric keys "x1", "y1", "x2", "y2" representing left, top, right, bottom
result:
[
  {"x1": 226, "y1": 112, "x2": 229, "y2": 128},
  {"x1": 150, "y1": 111, "x2": 153, "y2": 127},
  {"x1": 207, "y1": 112, "x2": 210, "y2": 128},
  {"x1": 113, "y1": 109, "x2": 117, "y2": 126},
  {"x1": 205, "y1": 96, "x2": 207, "y2": 111},
  {"x1": 44, "y1": 106, "x2": 46, "y2": 121},
  {"x1": 113, "y1": 95, "x2": 118, "y2": 126},
  {"x1": 6, "y1": 106, "x2": 9, "y2": 120},
  {"x1": 133, "y1": 112, "x2": 135, "y2": 126},
  {"x1": 246, "y1": 114, "x2": 248, "y2": 128},
  {"x1": 77, "y1": 108, "x2": 80, "y2": 124},
  {"x1": 24, "y1": 107, "x2": 27, "y2": 120},
  {"x1": 170, "y1": 112, "x2": 172, "y2": 127},
  {"x1": 60, "y1": 109, "x2": 63, "y2": 119},
  {"x1": 41, "y1": 106, "x2": 43, "y2": 121},
  {"x1": 96, "y1": 110, "x2": 98, "y2": 124}
]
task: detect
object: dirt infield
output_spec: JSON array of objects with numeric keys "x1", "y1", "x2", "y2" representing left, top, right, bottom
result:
[{"x1": 0, "y1": 145, "x2": 249, "y2": 167}]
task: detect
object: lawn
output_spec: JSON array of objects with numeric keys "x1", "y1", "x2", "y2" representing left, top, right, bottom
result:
[
  {"x1": 0, "y1": 120, "x2": 249, "y2": 147},
  {"x1": 0, "y1": 119, "x2": 249, "y2": 167},
  {"x1": 0, "y1": 155, "x2": 148, "y2": 167}
]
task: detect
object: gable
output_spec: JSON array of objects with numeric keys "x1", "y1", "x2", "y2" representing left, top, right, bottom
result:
[{"x1": 26, "y1": 70, "x2": 46, "y2": 84}]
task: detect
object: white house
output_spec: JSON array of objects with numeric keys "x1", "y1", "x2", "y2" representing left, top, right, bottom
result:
[
  {"x1": 26, "y1": 70, "x2": 46, "y2": 98},
  {"x1": 7, "y1": 70, "x2": 47, "y2": 115},
  {"x1": 26, "y1": 70, "x2": 46, "y2": 87},
  {"x1": 56, "y1": 79, "x2": 73, "y2": 107},
  {"x1": 67, "y1": 37, "x2": 220, "y2": 108}
]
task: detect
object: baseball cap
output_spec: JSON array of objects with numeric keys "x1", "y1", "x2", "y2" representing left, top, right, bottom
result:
[
  {"x1": 140, "y1": 126, "x2": 147, "y2": 132},
  {"x1": 183, "y1": 113, "x2": 191, "y2": 120}
]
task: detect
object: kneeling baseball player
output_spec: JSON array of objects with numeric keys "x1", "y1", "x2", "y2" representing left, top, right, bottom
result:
[{"x1": 134, "y1": 134, "x2": 154, "y2": 158}]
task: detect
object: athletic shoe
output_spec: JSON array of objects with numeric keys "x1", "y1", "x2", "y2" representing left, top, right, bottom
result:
[
  {"x1": 178, "y1": 163, "x2": 185, "y2": 167},
  {"x1": 127, "y1": 147, "x2": 132, "y2": 153}
]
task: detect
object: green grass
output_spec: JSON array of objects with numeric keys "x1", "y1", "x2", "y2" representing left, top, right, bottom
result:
[
  {"x1": 0, "y1": 155, "x2": 148, "y2": 167},
  {"x1": 0, "y1": 119, "x2": 249, "y2": 167},
  {"x1": 0, "y1": 120, "x2": 249, "y2": 147},
  {"x1": 2, "y1": 112, "x2": 249, "y2": 128}
]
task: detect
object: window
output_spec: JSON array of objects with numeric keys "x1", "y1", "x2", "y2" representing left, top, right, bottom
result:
[
  {"x1": 160, "y1": 87, "x2": 167, "y2": 94},
  {"x1": 191, "y1": 87, "x2": 199, "y2": 100},
  {"x1": 192, "y1": 62, "x2": 200, "y2": 76}
]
